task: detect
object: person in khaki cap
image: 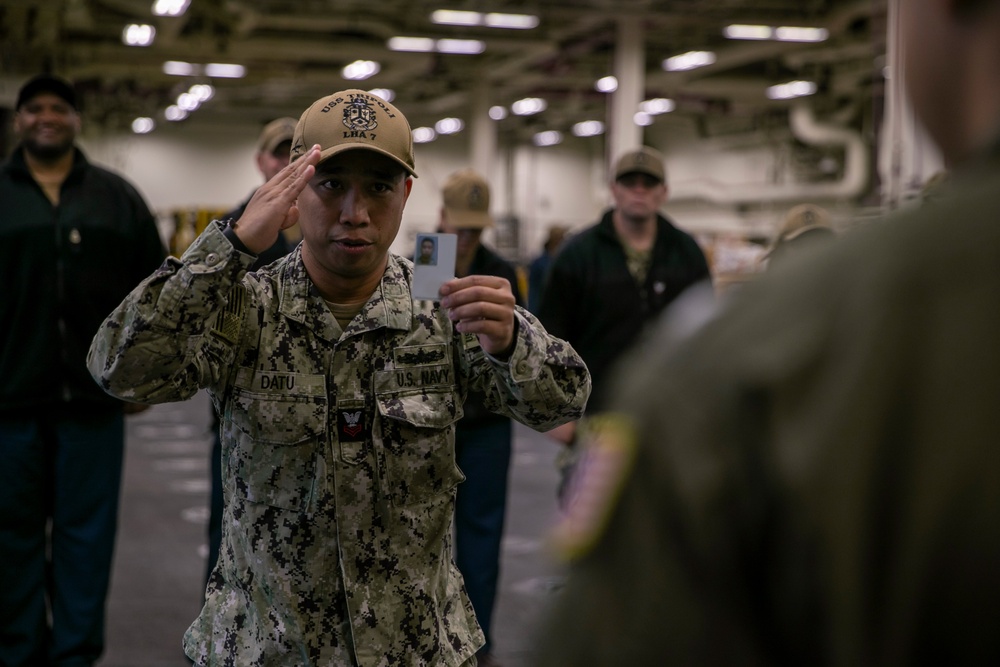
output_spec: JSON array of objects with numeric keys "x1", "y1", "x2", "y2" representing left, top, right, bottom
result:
[
  {"x1": 763, "y1": 202, "x2": 836, "y2": 269},
  {"x1": 87, "y1": 89, "x2": 590, "y2": 666},
  {"x1": 536, "y1": 145, "x2": 711, "y2": 505},
  {"x1": 437, "y1": 168, "x2": 525, "y2": 667}
]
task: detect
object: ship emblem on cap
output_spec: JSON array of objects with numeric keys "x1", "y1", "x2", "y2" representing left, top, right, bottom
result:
[
  {"x1": 467, "y1": 184, "x2": 484, "y2": 208},
  {"x1": 343, "y1": 96, "x2": 378, "y2": 133}
]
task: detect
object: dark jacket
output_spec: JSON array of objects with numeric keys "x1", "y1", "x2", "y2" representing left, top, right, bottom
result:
[
  {"x1": 0, "y1": 146, "x2": 166, "y2": 414},
  {"x1": 537, "y1": 209, "x2": 711, "y2": 412},
  {"x1": 460, "y1": 242, "x2": 525, "y2": 425}
]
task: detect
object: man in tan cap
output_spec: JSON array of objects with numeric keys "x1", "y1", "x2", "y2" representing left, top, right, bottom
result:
[
  {"x1": 764, "y1": 202, "x2": 836, "y2": 269},
  {"x1": 87, "y1": 89, "x2": 590, "y2": 666},
  {"x1": 221, "y1": 116, "x2": 299, "y2": 267},
  {"x1": 438, "y1": 168, "x2": 525, "y2": 667},
  {"x1": 536, "y1": 145, "x2": 711, "y2": 504}
]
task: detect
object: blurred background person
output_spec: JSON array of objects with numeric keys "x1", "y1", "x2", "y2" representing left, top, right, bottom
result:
[
  {"x1": 527, "y1": 224, "x2": 568, "y2": 314},
  {"x1": 204, "y1": 116, "x2": 297, "y2": 592},
  {"x1": 0, "y1": 73, "x2": 166, "y2": 667},
  {"x1": 762, "y1": 203, "x2": 836, "y2": 270},
  {"x1": 532, "y1": 1, "x2": 1000, "y2": 664},
  {"x1": 438, "y1": 168, "x2": 524, "y2": 667},
  {"x1": 536, "y1": 146, "x2": 712, "y2": 504}
]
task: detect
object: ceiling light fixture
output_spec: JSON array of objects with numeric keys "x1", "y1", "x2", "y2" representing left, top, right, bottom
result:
[
  {"x1": 387, "y1": 36, "x2": 435, "y2": 52},
  {"x1": 640, "y1": 98, "x2": 675, "y2": 115},
  {"x1": 436, "y1": 39, "x2": 485, "y2": 54},
  {"x1": 533, "y1": 131, "x2": 562, "y2": 147},
  {"x1": 725, "y1": 24, "x2": 829, "y2": 42},
  {"x1": 431, "y1": 9, "x2": 538, "y2": 29},
  {"x1": 488, "y1": 105, "x2": 508, "y2": 120},
  {"x1": 724, "y1": 24, "x2": 774, "y2": 40},
  {"x1": 152, "y1": 0, "x2": 190, "y2": 17},
  {"x1": 484, "y1": 13, "x2": 539, "y2": 29},
  {"x1": 774, "y1": 26, "x2": 829, "y2": 42},
  {"x1": 177, "y1": 92, "x2": 201, "y2": 111},
  {"x1": 123, "y1": 24, "x2": 155, "y2": 46},
  {"x1": 633, "y1": 111, "x2": 654, "y2": 127},
  {"x1": 204, "y1": 63, "x2": 245, "y2": 78},
  {"x1": 413, "y1": 127, "x2": 437, "y2": 143},
  {"x1": 572, "y1": 120, "x2": 604, "y2": 137},
  {"x1": 595, "y1": 76, "x2": 618, "y2": 93},
  {"x1": 368, "y1": 88, "x2": 395, "y2": 102},
  {"x1": 189, "y1": 84, "x2": 214, "y2": 102},
  {"x1": 766, "y1": 80, "x2": 818, "y2": 100},
  {"x1": 163, "y1": 61, "x2": 198, "y2": 76},
  {"x1": 164, "y1": 105, "x2": 188, "y2": 121},
  {"x1": 342, "y1": 60, "x2": 380, "y2": 81},
  {"x1": 511, "y1": 97, "x2": 547, "y2": 115},
  {"x1": 431, "y1": 9, "x2": 480, "y2": 26},
  {"x1": 435, "y1": 118, "x2": 464, "y2": 134},
  {"x1": 663, "y1": 50, "x2": 715, "y2": 72},
  {"x1": 386, "y1": 36, "x2": 484, "y2": 54},
  {"x1": 132, "y1": 117, "x2": 155, "y2": 134}
]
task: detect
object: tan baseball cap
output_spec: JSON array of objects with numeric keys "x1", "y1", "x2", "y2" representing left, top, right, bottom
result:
[
  {"x1": 256, "y1": 117, "x2": 297, "y2": 155},
  {"x1": 775, "y1": 203, "x2": 832, "y2": 243},
  {"x1": 290, "y1": 89, "x2": 417, "y2": 177},
  {"x1": 442, "y1": 169, "x2": 493, "y2": 229},
  {"x1": 613, "y1": 146, "x2": 666, "y2": 183}
]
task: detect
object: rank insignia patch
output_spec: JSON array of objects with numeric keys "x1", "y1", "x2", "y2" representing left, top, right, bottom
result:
[{"x1": 337, "y1": 407, "x2": 369, "y2": 442}]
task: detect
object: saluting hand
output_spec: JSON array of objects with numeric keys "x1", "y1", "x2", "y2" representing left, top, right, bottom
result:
[
  {"x1": 440, "y1": 275, "x2": 517, "y2": 357},
  {"x1": 230, "y1": 145, "x2": 321, "y2": 254}
]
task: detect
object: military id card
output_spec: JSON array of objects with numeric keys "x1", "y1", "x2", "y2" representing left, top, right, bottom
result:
[{"x1": 412, "y1": 233, "x2": 457, "y2": 301}]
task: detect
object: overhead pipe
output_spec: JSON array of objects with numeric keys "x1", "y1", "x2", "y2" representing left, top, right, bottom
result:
[{"x1": 671, "y1": 103, "x2": 870, "y2": 204}]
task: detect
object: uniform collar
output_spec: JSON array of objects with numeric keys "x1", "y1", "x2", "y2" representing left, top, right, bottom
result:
[{"x1": 277, "y1": 249, "x2": 414, "y2": 342}]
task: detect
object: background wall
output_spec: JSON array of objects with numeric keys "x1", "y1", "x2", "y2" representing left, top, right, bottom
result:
[{"x1": 72, "y1": 96, "x2": 906, "y2": 279}]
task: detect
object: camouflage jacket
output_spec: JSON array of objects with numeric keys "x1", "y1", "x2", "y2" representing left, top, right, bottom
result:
[{"x1": 87, "y1": 223, "x2": 590, "y2": 667}]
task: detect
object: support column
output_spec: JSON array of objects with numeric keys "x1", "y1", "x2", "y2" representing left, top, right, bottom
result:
[
  {"x1": 878, "y1": 0, "x2": 944, "y2": 210},
  {"x1": 470, "y1": 78, "x2": 497, "y2": 183},
  {"x1": 608, "y1": 15, "x2": 645, "y2": 169}
]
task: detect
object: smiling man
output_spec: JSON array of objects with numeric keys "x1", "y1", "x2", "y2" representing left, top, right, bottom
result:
[
  {"x1": 87, "y1": 89, "x2": 590, "y2": 666},
  {"x1": 0, "y1": 74, "x2": 166, "y2": 667}
]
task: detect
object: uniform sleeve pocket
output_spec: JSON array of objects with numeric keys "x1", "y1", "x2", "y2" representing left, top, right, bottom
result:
[{"x1": 375, "y1": 389, "x2": 465, "y2": 507}]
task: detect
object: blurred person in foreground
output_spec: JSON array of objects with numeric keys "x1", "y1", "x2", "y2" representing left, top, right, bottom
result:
[
  {"x1": 532, "y1": 1, "x2": 1000, "y2": 664},
  {"x1": 536, "y1": 146, "x2": 711, "y2": 503},
  {"x1": 87, "y1": 88, "x2": 589, "y2": 666},
  {"x1": 204, "y1": 116, "x2": 298, "y2": 591},
  {"x1": 0, "y1": 74, "x2": 167, "y2": 667},
  {"x1": 438, "y1": 168, "x2": 525, "y2": 667}
]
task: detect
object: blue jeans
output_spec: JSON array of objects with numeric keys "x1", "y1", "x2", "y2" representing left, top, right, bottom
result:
[
  {"x1": 0, "y1": 408, "x2": 124, "y2": 667},
  {"x1": 454, "y1": 419, "x2": 512, "y2": 656}
]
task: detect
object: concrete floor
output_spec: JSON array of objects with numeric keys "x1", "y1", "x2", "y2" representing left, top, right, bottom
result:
[{"x1": 95, "y1": 390, "x2": 568, "y2": 667}]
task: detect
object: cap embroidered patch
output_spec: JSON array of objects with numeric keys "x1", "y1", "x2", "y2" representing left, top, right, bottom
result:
[
  {"x1": 550, "y1": 413, "x2": 638, "y2": 561},
  {"x1": 291, "y1": 89, "x2": 417, "y2": 176}
]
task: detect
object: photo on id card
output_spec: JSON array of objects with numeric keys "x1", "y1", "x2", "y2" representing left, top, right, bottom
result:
[{"x1": 412, "y1": 233, "x2": 457, "y2": 301}]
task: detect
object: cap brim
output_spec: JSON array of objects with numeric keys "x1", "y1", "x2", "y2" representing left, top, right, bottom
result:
[
  {"x1": 316, "y1": 144, "x2": 418, "y2": 177},
  {"x1": 444, "y1": 208, "x2": 493, "y2": 229},
  {"x1": 615, "y1": 168, "x2": 664, "y2": 182}
]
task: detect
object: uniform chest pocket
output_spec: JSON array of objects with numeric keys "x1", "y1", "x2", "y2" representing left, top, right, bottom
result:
[
  {"x1": 228, "y1": 388, "x2": 328, "y2": 512},
  {"x1": 375, "y1": 389, "x2": 465, "y2": 507}
]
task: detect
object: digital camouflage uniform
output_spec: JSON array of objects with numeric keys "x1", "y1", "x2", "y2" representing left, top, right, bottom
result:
[{"x1": 88, "y1": 222, "x2": 590, "y2": 666}]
